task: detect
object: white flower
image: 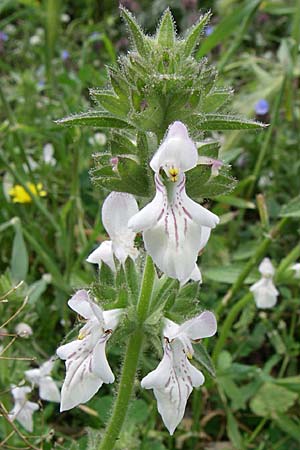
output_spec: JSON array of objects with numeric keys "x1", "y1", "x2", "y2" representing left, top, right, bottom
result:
[
  {"x1": 43, "y1": 143, "x2": 56, "y2": 166},
  {"x1": 25, "y1": 359, "x2": 60, "y2": 403},
  {"x1": 150, "y1": 121, "x2": 198, "y2": 178},
  {"x1": 87, "y1": 192, "x2": 139, "y2": 271},
  {"x1": 56, "y1": 290, "x2": 123, "y2": 411},
  {"x1": 128, "y1": 173, "x2": 219, "y2": 282},
  {"x1": 9, "y1": 386, "x2": 39, "y2": 432},
  {"x1": 141, "y1": 311, "x2": 217, "y2": 435},
  {"x1": 29, "y1": 35, "x2": 41, "y2": 45},
  {"x1": 250, "y1": 258, "x2": 279, "y2": 309},
  {"x1": 15, "y1": 323, "x2": 33, "y2": 338},
  {"x1": 291, "y1": 263, "x2": 300, "y2": 279},
  {"x1": 88, "y1": 132, "x2": 107, "y2": 146},
  {"x1": 129, "y1": 121, "x2": 219, "y2": 282}
]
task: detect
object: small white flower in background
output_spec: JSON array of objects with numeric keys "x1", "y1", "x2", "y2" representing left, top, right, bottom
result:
[
  {"x1": 250, "y1": 257, "x2": 279, "y2": 309},
  {"x1": 15, "y1": 323, "x2": 33, "y2": 338},
  {"x1": 9, "y1": 386, "x2": 39, "y2": 432},
  {"x1": 29, "y1": 35, "x2": 41, "y2": 46},
  {"x1": 88, "y1": 132, "x2": 107, "y2": 146},
  {"x1": 56, "y1": 290, "x2": 123, "y2": 411},
  {"x1": 25, "y1": 359, "x2": 60, "y2": 403},
  {"x1": 141, "y1": 311, "x2": 217, "y2": 435},
  {"x1": 61, "y1": 13, "x2": 70, "y2": 23},
  {"x1": 128, "y1": 121, "x2": 219, "y2": 282},
  {"x1": 291, "y1": 263, "x2": 300, "y2": 279},
  {"x1": 87, "y1": 192, "x2": 139, "y2": 271},
  {"x1": 43, "y1": 143, "x2": 56, "y2": 166}
]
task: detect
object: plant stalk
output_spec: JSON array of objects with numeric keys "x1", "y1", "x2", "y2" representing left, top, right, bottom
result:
[{"x1": 98, "y1": 255, "x2": 155, "y2": 450}]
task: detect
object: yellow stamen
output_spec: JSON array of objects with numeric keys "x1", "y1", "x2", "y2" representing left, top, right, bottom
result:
[
  {"x1": 78, "y1": 332, "x2": 85, "y2": 340},
  {"x1": 187, "y1": 352, "x2": 193, "y2": 360},
  {"x1": 168, "y1": 167, "x2": 179, "y2": 182}
]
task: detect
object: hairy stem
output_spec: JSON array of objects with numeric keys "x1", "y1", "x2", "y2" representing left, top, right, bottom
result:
[{"x1": 98, "y1": 255, "x2": 155, "y2": 450}]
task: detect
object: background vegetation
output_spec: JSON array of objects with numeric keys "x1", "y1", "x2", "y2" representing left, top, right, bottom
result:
[{"x1": 0, "y1": 0, "x2": 299, "y2": 449}]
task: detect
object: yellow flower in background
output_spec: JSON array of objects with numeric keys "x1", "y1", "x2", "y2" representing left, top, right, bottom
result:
[{"x1": 9, "y1": 183, "x2": 47, "y2": 204}]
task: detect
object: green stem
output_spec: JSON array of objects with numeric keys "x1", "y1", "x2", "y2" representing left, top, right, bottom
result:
[
  {"x1": 216, "y1": 217, "x2": 289, "y2": 315},
  {"x1": 245, "y1": 417, "x2": 268, "y2": 446},
  {"x1": 275, "y1": 242, "x2": 300, "y2": 282},
  {"x1": 246, "y1": 76, "x2": 286, "y2": 198},
  {"x1": 0, "y1": 85, "x2": 35, "y2": 179},
  {"x1": 212, "y1": 292, "x2": 253, "y2": 364},
  {"x1": 98, "y1": 255, "x2": 155, "y2": 450}
]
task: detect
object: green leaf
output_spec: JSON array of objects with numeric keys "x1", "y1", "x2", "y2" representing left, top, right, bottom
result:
[
  {"x1": 196, "y1": 0, "x2": 261, "y2": 58},
  {"x1": 274, "y1": 414, "x2": 300, "y2": 441},
  {"x1": 11, "y1": 221, "x2": 28, "y2": 282},
  {"x1": 201, "y1": 88, "x2": 233, "y2": 113},
  {"x1": 109, "y1": 131, "x2": 138, "y2": 156},
  {"x1": 183, "y1": 12, "x2": 211, "y2": 56},
  {"x1": 204, "y1": 264, "x2": 257, "y2": 284},
  {"x1": 250, "y1": 383, "x2": 298, "y2": 417},
  {"x1": 156, "y1": 8, "x2": 175, "y2": 48},
  {"x1": 276, "y1": 376, "x2": 300, "y2": 394},
  {"x1": 108, "y1": 67, "x2": 130, "y2": 101},
  {"x1": 55, "y1": 112, "x2": 132, "y2": 129},
  {"x1": 197, "y1": 140, "x2": 220, "y2": 159},
  {"x1": 226, "y1": 410, "x2": 243, "y2": 449},
  {"x1": 197, "y1": 114, "x2": 266, "y2": 131},
  {"x1": 27, "y1": 276, "x2": 49, "y2": 305},
  {"x1": 92, "y1": 157, "x2": 150, "y2": 197},
  {"x1": 120, "y1": 6, "x2": 150, "y2": 57},
  {"x1": 186, "y1": 165, "x2": 236, "y2": 199},
  {"x1": 89, "y1": 89, "x2": 129, "y2": 117},
  {"x1": 193, "y1": 342, "x2": 216, "y2": 377},
  {"x1": 280, "y1": 195, "x2": 300, "y2": 218},
  {"x1": 215, "y1": 195, "x2": 255, "y2": 209},
  {"x1": 126, "y1": 399, "x2": 149, "y2": 425}
]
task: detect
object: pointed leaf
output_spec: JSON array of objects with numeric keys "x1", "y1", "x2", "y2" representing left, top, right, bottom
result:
[
  {"x1": 274, "y1": 415, "x2": 300, "y2": 442},
  {"x1": 201, "y1": 88, "x2": 233, "y2": 113},
  {"x1": 280, "y1": 195, "x2": 300, "y2": 218},
  {"x1": 89, "y1": 90, "x2": 129, "y2": 117},
  {"x1": 193, "y1": 342, "x2": 216, "y2": 377},
  {"x1": 120, "y1": 7, "x2": 150, "y2": 57},
  {"x1": 196, "y1": 114, "x2": 267, "y2": 131},
  {"x1": 109, "y1": 131, "x2": 137, "y2": 156},
  {"x1": 108, "y1": 67, "x2": 130, "y2": 100},
  {"x1": 56, "y1": 112, "x2": 132, "y2": 129},
  {"x1": 11, "y1": 221, "x2": 28, "y2": 282},
  {"x1": 156, "y1": 8, "x2": 175, "y2": 48},
  {"x1": 183, "y1": 12, "x2": 211, "y2": 56}
]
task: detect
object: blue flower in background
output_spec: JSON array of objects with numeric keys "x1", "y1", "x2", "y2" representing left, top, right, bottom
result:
[
  {"x1": 205, "y1": 25, "x2": 214, "y2": 37},
  {"x1": 255, "y1": 99, "x2": 269, "y2": 115},
  {"x1": 61, "y1": 50, "x2": 70, "y2": 61},
  {"x1": 0, "y1": 31, "x2": 9, "y2": 41},
  {"x1": 90, "y1": 32, "x2": 101, "y2": 40}
]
